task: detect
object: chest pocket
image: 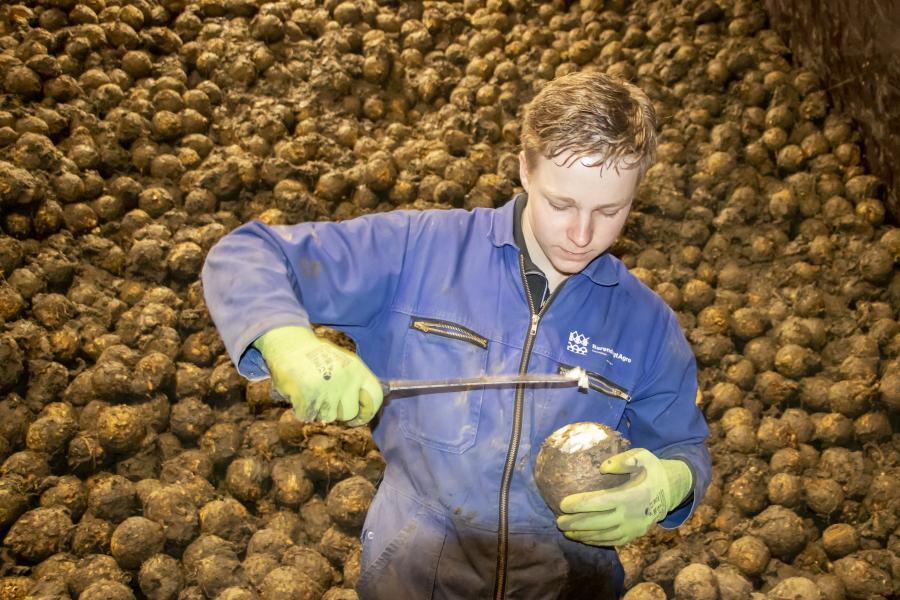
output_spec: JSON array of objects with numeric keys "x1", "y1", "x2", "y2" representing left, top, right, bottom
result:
[
  {"x1": 558, "y1": 364, "x2": 630, "y2": 402},
  {"x1": 398, "y1": 317, "x2": 489, "y2": 453},
  {"x1": 557, "y1": 363, "x2": 631, "y2": 429}
]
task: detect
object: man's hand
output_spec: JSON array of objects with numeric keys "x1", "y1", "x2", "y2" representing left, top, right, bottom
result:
[
  {"x1": 556, "y1": 448, "x2": 692, "y2": 547},
  {"x1": 253, "y1": 326, "x2": 383, "y2": 426}
]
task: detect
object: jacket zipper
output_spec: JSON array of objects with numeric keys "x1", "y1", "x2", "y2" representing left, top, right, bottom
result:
[
  {"x1": 493, "y1": 254, "x2": 564, "y2": 600},
  {"x1": 410, "y1": 317, "x2": 489, "y2": 349},
  {"x1": 558, "y1": 364, "x2": 631, "y2": 401}
]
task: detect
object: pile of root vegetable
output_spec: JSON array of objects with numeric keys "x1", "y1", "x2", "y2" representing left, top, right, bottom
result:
[{"x1": 0, "y1": 0, "x2": 897, "y2": 598}]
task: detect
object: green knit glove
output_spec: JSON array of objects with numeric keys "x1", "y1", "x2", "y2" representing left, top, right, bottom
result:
[
  {"x1": 253, "y1": 326, "x2": 383, "y2": 426},
  {"x1": 556, "y1": 448, "x2": 693, "y2": 546}
]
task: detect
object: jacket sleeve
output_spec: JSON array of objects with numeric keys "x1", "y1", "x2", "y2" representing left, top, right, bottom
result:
[
  {"x1": 622, "y1": 307, "x2": 711, "y2": 528},
  {"x1": 200, "y1": 212, "x2": 412, "y2": 380}
]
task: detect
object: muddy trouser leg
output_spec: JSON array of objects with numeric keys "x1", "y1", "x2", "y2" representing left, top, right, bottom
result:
[
  {"x1": 356, "y1": 482, "x2": 447, "y2": 600},
  {"x1": 556, "y1": 536, "x2": 624, "y2": 600}
]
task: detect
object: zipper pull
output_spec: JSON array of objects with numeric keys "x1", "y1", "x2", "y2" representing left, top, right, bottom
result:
[{"x1": 529, "y1": 314, "x2": 539, "y2": 337}]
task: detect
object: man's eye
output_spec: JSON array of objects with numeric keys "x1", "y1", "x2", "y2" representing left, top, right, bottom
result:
[{"x1": 550, "y1": 203, "x2": 567, "y2": 211}]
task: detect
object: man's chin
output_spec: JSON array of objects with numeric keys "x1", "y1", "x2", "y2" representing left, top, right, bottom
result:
[{"x1": 551, "y1": 254, "x2": 593, "y2": 274}]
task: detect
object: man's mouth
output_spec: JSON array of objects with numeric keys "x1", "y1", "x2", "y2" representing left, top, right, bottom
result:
[{"x1": 560, "y1": 249, "x2": 590, "y2": 258}]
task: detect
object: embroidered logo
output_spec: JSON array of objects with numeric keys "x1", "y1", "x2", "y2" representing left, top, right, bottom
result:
[
  {"x1": 591, "y1": 343, "x2": 632, "y2": 364},
  {"x1": 567, "y1": 331, "x2": 590, "y2": 355}
]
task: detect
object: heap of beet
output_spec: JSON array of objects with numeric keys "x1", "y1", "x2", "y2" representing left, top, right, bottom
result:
[{"x1": 0, "y1": 0, "x2": 897, "y2": 599}]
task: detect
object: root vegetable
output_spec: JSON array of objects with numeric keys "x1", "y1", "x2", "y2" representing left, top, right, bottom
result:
[
  {"x1": 182, "y1": 534, "x2": 237, "y2": 580},
  {"x1": 217, "y1": 588, "x2": 259, "y2": 600},
  {"x1": 160, "y1": 449, "x2": 213, "y2": 485},
  {"x1": 225, "y1": 456, "x2": 270, "y2": 504},
  {"x1": 196, "y1": 554, "x2": 247, "y2": 599},
  {"x1": 281, "y1": 546, "x2": 336, "y2": 590},
  {"x1": 0, "y1": 477, "x2": 28, "y2": 531},
  {"x1": 827, "y1": 379, "x2": 875, "y2": 418},
  {"x1": 178, "y1": 586, "x2": 204, "y2": 600},
  {"x1": 821, "y1": 523, "x2": 859, "y2": 559},
  {"x1": 853, "y1": 411, "x2": 891, "y2": 442},
  {"x1": 325, "y1": 476, "x2": 375, "y2": 530},
  {"x1": 831, "y1": 555, "x2": 892, "y2": 599},
  {"x1": 812, "y1": 574, "x2": 846, "y2": 600},
  {"x1": 727, "y1": 535, "x2": 771, "y2": 577},
  {"x1": 0, "y1": 396, "x2": 30, "y2": 448},
  {"x1": 24, "y1": 575, "x2": 70, "y2": 599},
  {"x1": 96, "y1": 405, "x2": 146, "y2": 456},
  {"x1": 713, "y1": 564, "x2": 752, "y2": 600},
  {"x1": 31, "y1": 552, "x2": 77, "y2": 583},
  {"x1": 169, "y1": 397, "x2": 214, "y2": 442},
  {"x1": 342, "y1": 547, "x2": 361, "y2": 590},
  {"x1": 79, "y1": 579, "x2": 136, "y2": 600},
  {"x1": 200, "y1": 423, "x2": 242, "y2": 467},
  {"x1": 138, "y1": 553, "x2": 184, "y2": 600},
  {"x1": 259, "y1": 566, "x2": 322, "y2": 600},
  {"x1": 71, "y1": 513, "x2": 114, "y2": 556},
  {"x1": 767, "y1": 473, "x2": 802, "y2": 508},
  {"x1": 40, "y1": 475, "x2": 87, "y2": 521},
  {"x1": 749, "y1": 505, "x2": 807, "y2": 561},
  {"x1": 69, "y1": 554, "x2": 130, "y2": 597},
  {"x1": 672, "y1": 563, "x2": 717, "y2": 600},
  {"x1": 110, "y1": 516, "x2": 165, "y2": 570},
  {"x1": 3, "y1": 506, "x2": 73, "y2": 562},
  {"x1": 803, "y1": 477, "x2": 845, "y2": 516},
  {"x1": 622, "y1": 582, "x2": 666, "y2": 600},
  {"x1": 242, "y1": 553, "x2": 279, "y2": 590},
  {"x1": 26, "y1": 410, "x2": 79, "y2": 458},
  {"x1": 67, "y1": 433, "x2": 108, "y2": 477},
  {"x1": 533, "y1": 422, "x2": 630, "y2": 515},
  {"x1": 744, "y1": 337, "x2": 778, "y2": 371},
  {"x1": 199, "y1": 498, "x2": 256, "y2": 550},
  {"x1": 270, "y1": 455, "x2": 313, "y2": 509},
  {"x1": 817, "y1": 448, "x2": 868, "y2": 498},
  {"x1": 725, "y1": 423, "x2": 757, "y2": 453},
  {"x1": 1, "y1": 450, "x2": 51, "y2": 492},
  {"x1": 766, "y1": 576, "x2": 823, "y2": 600},
  {"x1": 726, "y1": 467, "x2": 768, "y2": 515},
  {"x1": 755, "y1": 371, "x2": 799, "y2": 406},
  {"x1": 780, "y1": 408, "x2": 814, "y2": 443},
  {"x1": 774, "y1": 344, "x2": 820, "y2": 379},
  {"x1": 811, "y1": 412, "x2": 853, "y2": 446},
  {"x1": 86, "y1": 473, "x2": 137, "y2": 524},
  {"x1": 245, "y1": 528, "x2": 293, "y2": 560},
  {"x1": 642, "y1": 548, "x2": 687, "y2": 589},
  {"x1": 755, "y1": 417, "x2": 792, "y2": 456},
  {"x1": 322, "y1": 589, "x2": 357, "y2": 600},
  {"x1": 317, "y1": 525, "x2": 359, "y2": 566},
  {"x1": 142, "y1": 485, "x2": 198, "y2": 548}
]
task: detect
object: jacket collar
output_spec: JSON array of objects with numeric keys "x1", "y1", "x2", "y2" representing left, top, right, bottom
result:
[{"x1": 489, "y1": 194, "x2": 619, "y2": 287}]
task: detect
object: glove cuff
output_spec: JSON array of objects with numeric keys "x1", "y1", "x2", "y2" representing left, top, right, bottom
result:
[
  {"x1": 252, "y1": 325, "x2": 316, "y2": 356},
  {"x1": 660, "y1": 458, "x2": 693, "y2": 514}
]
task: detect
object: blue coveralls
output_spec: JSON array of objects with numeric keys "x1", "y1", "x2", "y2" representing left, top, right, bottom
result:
[{"x1": 201, "y1": 196, "x2": 711, "y2": 599}]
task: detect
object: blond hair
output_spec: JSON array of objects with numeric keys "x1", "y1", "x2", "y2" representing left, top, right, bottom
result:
[{"x1": 521, "y1": 71, "x2": 657, "y2": 176}]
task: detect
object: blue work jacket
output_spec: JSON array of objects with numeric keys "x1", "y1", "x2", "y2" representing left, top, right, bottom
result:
[{"x1": 201, "y1": 196, "x2": 711, "y2": 599}]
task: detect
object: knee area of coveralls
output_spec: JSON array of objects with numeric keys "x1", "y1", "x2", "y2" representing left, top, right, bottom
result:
[{"x1": 356, "y1": 482, "x2": 625, "y2": 600}]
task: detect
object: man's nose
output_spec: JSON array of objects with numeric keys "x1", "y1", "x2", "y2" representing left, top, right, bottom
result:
[{"x1": 568, "y1": 215, "x2": 592, "y2": 247}]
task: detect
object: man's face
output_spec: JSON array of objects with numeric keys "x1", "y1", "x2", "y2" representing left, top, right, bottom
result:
[{"x1": 520, "y1": 152, "x2": 640, "y2": 275}]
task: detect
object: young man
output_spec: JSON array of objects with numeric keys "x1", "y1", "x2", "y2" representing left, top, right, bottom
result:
[{"x1": 202, "y1": 71, "x2": 711, "y2": 599}]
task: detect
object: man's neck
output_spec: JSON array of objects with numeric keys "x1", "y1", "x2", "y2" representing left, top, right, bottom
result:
[{"x1": 521, "y1": 209, "x2": 569, "y2": 293}]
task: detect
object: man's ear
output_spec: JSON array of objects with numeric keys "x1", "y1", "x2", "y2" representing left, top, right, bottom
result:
[{"x1": 518, "y1": 151, "x2": 531, "y2": 192}]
